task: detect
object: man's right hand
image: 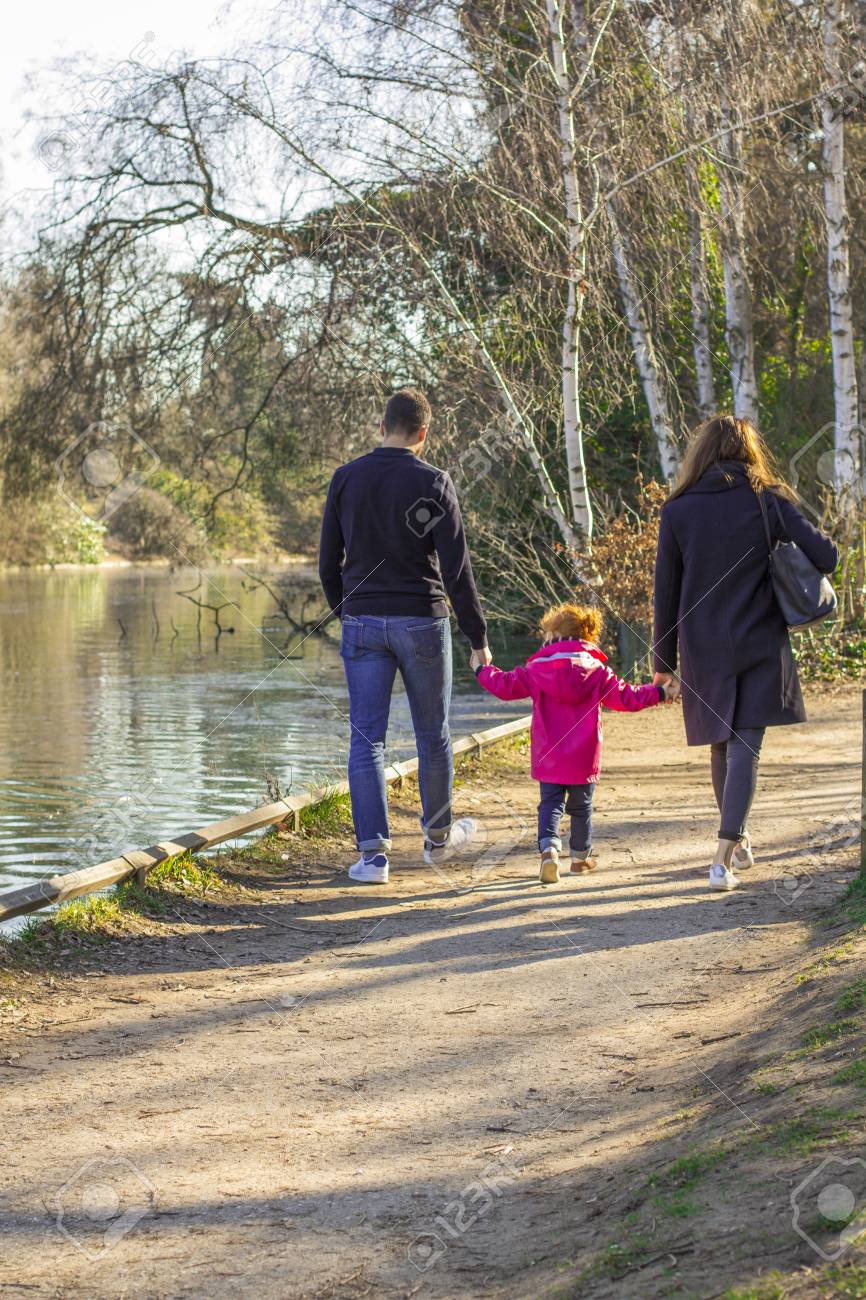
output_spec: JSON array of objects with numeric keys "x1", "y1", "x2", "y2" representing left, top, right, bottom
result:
[{"x1": 470, "y1": 645, "x2": 493, "y2": 672}]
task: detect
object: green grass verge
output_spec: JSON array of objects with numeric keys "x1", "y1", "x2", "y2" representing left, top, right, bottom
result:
[
  {"x1": 567, "y1": 1149, "x2": 730, "y2": 1289},
  {"x1": 757, "y1": 1107, "x2": 857, "y2": 1156},
  {"x1": 576, "y1": 1232, "x2": 656, "y2": 1285},
  {"x1": 144, "y1": 853, "x2": 223, "y2": 894},
  {"x1": 723, "y1": 1262, "x2": 866, "y2": 1299},
  {"x1": 297, "y1": 785, "x2": 352, "y2": 835},
  {"x1": 1, "y1": 852, "x2": 230, "y2": 957},
  {"x1": 721, "y1": 1274, "x2": 786, "y2": 1300},
  {"x1": 834, "y1": 1056, "x2": 866, "y2": 1088},
  {"x1": 800, "y1": 1019, "x2": 861, "y2": 1051},
  {"x1": 840, "y1": 875, "x2": 866, "y2": 929},
  {"x1": 837, "y1": 977, "x2": 866, "y2": 1014},
  {"x1": 647, "y1": 1148, "x2": 728, "y2": 1191},
  {"x1": 825, "y1": 1262, "x2": 866, "y2": 1297}
]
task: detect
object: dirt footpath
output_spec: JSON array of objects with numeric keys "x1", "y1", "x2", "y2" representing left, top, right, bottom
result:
[{"x1": 2, "y1": 686, "x2": 866, "y2": 1299}]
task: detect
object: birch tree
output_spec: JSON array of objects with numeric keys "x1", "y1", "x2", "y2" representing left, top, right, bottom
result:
[
  {"x1": 821, "y1": 0, "x2": 860, "y2": 493},
  {"x1": 717, "y1": 85, "x2": 760, "y2": 423},
  {"x1": 546, "y1": 0, "x2": 596, "y2": 540},
  {"x1": 590, "y1": 4, "x2": 680, "y2": 479},
  {"x1": 686, "y1": 198, "x2": 717, "y2": 419},
  {"x1": 605, "y1": 195, "x2": 679, "y2": 477}
]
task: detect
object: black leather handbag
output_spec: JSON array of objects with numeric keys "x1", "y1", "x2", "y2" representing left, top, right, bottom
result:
[{"x1": 757, "y1": 490, "x2": 837, "y2": 630}]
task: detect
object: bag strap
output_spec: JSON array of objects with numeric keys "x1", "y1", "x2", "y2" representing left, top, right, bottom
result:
[
  {"x1": 769, "y1": 491, "x2": 788, "y2": 540},
  {"x1": 757, "y1": 489, "x2": 773, "y2": 550},
  {"x1": 756, "y1": 488, "x2": 788, "y2": 549}
]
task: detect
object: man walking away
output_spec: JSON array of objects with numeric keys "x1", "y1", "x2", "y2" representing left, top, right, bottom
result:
[{"x1": 319, "y1": 387, "x2": 492, "y2": 884}]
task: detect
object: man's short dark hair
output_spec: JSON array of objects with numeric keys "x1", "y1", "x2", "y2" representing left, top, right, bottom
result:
[{"x1": 383, "y1": 387, "x2": 432, "y2": 438}]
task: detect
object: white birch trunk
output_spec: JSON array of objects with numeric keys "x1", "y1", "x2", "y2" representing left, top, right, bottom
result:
[
  {"x1": 687, "y1": 198, "x2": 717, "y2": 418},
  {"x1": 718, "y1": 91, "x2": 760, "y2": 423},
  {"x1": 822, "y1": 0, "x2": 860, "y2": 494},
  {"x1": 546, "y1": 0, "x2": 593, "y2": 546},
  {"x1": 412, "y1": 244, "x2": 580, "y2": 551},
  {"x1": 605, "y1": 196, "x2": 679, "y2": 478}
]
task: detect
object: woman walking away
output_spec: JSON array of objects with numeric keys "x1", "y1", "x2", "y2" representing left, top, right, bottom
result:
[{"x1": 652, "y1": 415, "x2": 838, "y2": 892}]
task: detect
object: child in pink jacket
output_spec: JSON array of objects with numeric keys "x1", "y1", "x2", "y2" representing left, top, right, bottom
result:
[{"x1": 475, "y1": 602, "x2": 675, "y2": 884}]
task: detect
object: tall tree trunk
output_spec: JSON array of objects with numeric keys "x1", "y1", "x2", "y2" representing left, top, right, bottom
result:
[
  {"x1": 680, "y1": 74, "x2": 716, "y2": 421},
  {"x1": 686, "y1": 188, "x2": 717, "y2": 419},
  {"x1": 718, "y1": 90, "x2": 760, "y2": 423},
  {"x1": 408, "y1": 239, "x2": 580, "y2": 551},
  {"x1": 822, "y1": 0, "x2": 860, "y2": 493},
  {"x1": 785, "y1": 218, "x2": 812, "y2": 427},
  {"x1": 605, "y1": 196, "x2": 679, "y2": 477},
  {"x1": 546, "y1": 0, "x2": 593, "y2": 546}
]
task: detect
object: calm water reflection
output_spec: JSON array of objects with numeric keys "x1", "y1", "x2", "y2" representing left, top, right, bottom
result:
[{"x1": 0, "y1": 565, "x2": 530, "y2": 889}]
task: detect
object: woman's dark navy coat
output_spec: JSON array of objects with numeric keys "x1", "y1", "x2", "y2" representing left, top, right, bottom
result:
[{"x1": 652, "y1": 461, "x2": 838, "y2": 746}]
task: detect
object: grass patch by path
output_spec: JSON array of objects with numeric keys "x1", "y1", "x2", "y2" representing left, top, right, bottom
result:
[
  {"x1": 50, "y1": 895, "x2": 123, "y2": 936},
  {"x1": 800, "y1": 1019, "x2": 861, "y2": 1051},
  {"x1": 297, "y1": 785, "x2": 352, "y2": 835},
  {"x1": 834, "y1": 1056, "x2": 866, "y2": 1088},
  {"x1": 723, "y1": 1261, "x2": 866, "y2": 1299},
  {"x1": 144, "y1": 853, "x2": 224, "y2": 895},
  {"x1": 825, "y1": 1262, "x2": 866, "y2": 1297},
  {"x1": 564, "y1": 1148, "x2": 729, "y2": 1290},
  {"x1": 756, "y1": 1106, "x2": 857, "y2": 1156},
  {"x1": 645, "y1": 1147, "x2": 729, "y2": 1222},
  {"x1": 721, "y1": 1274, "x2": 787, "y2": 1300},
  {"x1": 0, "y1": 851, "x2": 238, "y2": 964},
  {"x1": 647, "y1": 1147, "x2": 728, "y2": 1191},
  {"x1": 559, "y1": 1106, "x2": 865, "y2": 1297},
  {"x1": 838, "y1": 977, "x2": 866, "y2": 1014},
  {"x1": 795, "y1": 939, "x2": 857, "y2": 984},
  {"x1": 571, "y1": 1231, "x2": 657, "y2": 1287},
  {"x1": 840, "y1": 875, "x2": 866, "y2": 929},
  {"x1": 7, "y1": 895, "x2": 129, "y2": 956}
]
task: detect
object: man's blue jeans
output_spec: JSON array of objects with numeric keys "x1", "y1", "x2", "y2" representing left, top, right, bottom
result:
[{"x1": 340, "y1": 614, "x2": 453, "y2": 852}]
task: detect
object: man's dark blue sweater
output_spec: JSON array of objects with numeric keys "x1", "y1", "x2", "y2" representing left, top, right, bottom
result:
[{"x1": 318, "y1": 445, "x2": 488, "y2": 650}]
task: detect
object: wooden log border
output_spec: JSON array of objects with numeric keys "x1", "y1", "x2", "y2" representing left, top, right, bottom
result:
[{"x1": 0, "y1": 715, "x2": 530, "y2": 924}]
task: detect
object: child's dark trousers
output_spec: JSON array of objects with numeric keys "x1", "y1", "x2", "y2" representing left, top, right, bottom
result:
[{"x1": 537, "y1": 782, "x2": 594, "y2": 855}]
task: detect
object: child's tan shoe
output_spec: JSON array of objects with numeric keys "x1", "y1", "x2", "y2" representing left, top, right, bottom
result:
[
  {"x1": 570, "y1": 856, "x2": 598, "y2": 874},
  {"x1": 539, "y1": 848, "x2": 560, "y2": 885}
]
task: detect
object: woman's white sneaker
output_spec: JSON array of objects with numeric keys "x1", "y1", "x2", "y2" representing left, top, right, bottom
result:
[
  {"x1": 709, "y1": 864, "x2": 740, "y2": 891},
  {"x1": 423, "y1": 818, "x2": 478, "y2": 864},
  {"x1": 348, "y1": 856, "x2": 389, "y2": 884},
  {"x1": 730, "y1": 834, "x2": 754, "y2": 871}
]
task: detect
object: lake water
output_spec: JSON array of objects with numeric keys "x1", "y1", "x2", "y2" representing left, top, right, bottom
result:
[{"x1": 0, "y1": 564, "x2": 531, "y2": 893}]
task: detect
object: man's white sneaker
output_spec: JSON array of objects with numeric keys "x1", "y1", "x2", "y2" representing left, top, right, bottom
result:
[
  {"x1": 730, "y1": 834, "x2": 754, "y2": 871},
  {"x1": 423, "y1": 818, "x2": 478, "y2": 864},
  {"x1": 709, "y1": 864, "x2": 739, "y2": 891},
  {"x1": 348, "y1": 856, "x2": 389, "y2": 884}
]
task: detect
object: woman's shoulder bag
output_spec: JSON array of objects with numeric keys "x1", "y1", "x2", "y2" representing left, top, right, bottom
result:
[{"x1": 757, "y1": 490, "x2": 837, "y2": 631}]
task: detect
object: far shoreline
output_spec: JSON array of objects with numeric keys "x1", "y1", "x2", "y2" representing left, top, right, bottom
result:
[{"x1": 0, "y1": 552, "x2": 318, "y2": 576}]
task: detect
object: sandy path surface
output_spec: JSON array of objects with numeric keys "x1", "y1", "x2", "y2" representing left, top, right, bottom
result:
[{"x1": 1, "y1": 686, "x2": 862, "y2": 1298}]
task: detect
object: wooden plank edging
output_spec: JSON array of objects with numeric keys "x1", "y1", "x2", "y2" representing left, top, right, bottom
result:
[{"x1": 0, "y1": 715, "x2": 530, "y2": 924}]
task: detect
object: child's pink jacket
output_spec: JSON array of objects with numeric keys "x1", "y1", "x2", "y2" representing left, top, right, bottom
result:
[{"x1": 476, "y1": 639, "x2": 662, "y2": 784}]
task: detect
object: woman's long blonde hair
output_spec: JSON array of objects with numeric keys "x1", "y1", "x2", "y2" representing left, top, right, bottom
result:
[{"x1": 669, "y1": 414, "x2": 797, "y2": 501}]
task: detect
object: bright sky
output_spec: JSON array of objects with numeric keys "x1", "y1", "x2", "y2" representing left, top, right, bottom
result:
[{"x1": 1, "y1": 0, "x2": 261, "y2": 211}]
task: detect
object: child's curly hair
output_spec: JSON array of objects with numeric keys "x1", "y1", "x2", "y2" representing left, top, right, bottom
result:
[{"x1": 539, "y1": 602, "x2": 603, "y2": 644}]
